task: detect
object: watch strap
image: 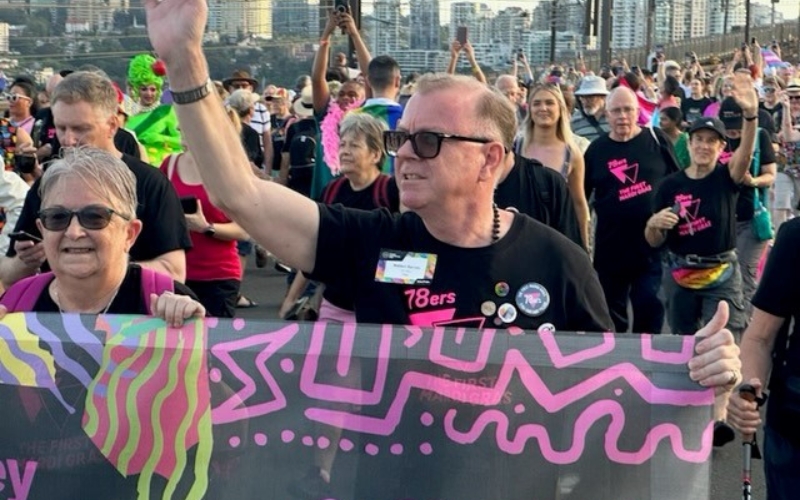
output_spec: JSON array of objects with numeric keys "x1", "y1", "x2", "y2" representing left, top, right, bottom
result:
[{"x1": 172, "y1": 79, "x2": 213, "y2": 105}]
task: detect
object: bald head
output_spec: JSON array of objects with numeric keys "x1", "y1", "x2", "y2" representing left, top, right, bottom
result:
[
  {"x1": 606, "y1": 86, "x2": 639, "y2": 141},
  {"x1": 495, "y1": 75, "x2": 521, "y2": 103},
  {"x1": 606, "y1": 86, "x2": 637, "y2": 109},
  {"x1": 46, "y1": 74, "x2": 63, "y2": 95}
]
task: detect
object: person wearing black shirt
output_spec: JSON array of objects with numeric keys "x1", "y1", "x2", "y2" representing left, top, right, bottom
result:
[
  {"x1": 495, "y1": 154, "x2": 583, "y2": 246},
  {"x1": 0, "y1": 71, "x2": 191, "y2": 288},
  {"x1": 680, "y1": 77, "x2": 713, "y2": 126},
  {"x1": 717, "y1": 97, "x2": 777, "y2": 318},
  {"x1": 584, "y1": 86, "x2": 677, "y2": 334},
  {"x1": 645, "y1": 111, "x2": 755, "y2": 336},
  {"x1": 728, "y1": 218, "x2": 800, "y2": 499},
  {"x1": 147, "y1": 12, "x2": 745, "y2": 494}
]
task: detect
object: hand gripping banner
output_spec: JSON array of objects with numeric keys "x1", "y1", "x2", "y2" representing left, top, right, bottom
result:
[{"x1": 0, "y1": 313, "x2": 714, "y2": 500}]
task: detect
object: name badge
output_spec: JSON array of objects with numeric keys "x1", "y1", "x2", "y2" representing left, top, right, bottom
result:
[{"x1": 375, "y1": 249, "x2": 437, "y2": 285}]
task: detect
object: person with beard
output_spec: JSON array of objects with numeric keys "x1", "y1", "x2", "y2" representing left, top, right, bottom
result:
[{"x1": 570, "y1": 76, "x2": 610, "y2": 145}]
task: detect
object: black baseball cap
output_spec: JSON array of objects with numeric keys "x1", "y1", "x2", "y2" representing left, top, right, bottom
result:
[
  {"x1": 688, "y1": 117, "x2": 727, "y2": 141},
  {"x1": 719, "y1": 97, "x2": 743, "y2": 130}
]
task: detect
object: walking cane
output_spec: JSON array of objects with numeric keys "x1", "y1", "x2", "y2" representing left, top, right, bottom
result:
[{"x1": 739, "y1": 383, "x2": 758, "y2": 500}]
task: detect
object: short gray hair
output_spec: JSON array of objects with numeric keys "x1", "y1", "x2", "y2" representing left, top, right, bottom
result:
[
  {"x1": 339, "y1": 113, "x2": 387, "y2": 169},
  {"x1": 40, "y1": 147, "x2": 138, "y2": 218},
  {"x1": 416, "y1": 73, "x2": 516, "y2": 150},
  {"x1": 51, "y1": 71, "x2": 118, "y2": 118}
]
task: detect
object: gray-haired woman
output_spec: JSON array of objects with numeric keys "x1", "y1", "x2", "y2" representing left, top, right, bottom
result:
[
  {"x1": 0, "y1": 147, "x2": 203, "y2": 326},
  {"x1": 279, "y1": 113, "x2": 400, "y2": 321}
]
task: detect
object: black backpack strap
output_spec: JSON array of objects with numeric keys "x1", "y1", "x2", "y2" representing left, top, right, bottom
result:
[{"x1": 322, "y1": 177, "x2": 346, "y2": 205}]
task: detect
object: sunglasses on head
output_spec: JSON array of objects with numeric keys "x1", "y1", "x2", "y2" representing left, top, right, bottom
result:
[
  {"x1": 4, "y1": 93, "x2": 31, "y2": 103},
  {"x1": 38, "y1": 205, "x2": 130, "y2": 232},
  {"x1": 383, "y1": 130, "x2": 495, "y2": 159}
]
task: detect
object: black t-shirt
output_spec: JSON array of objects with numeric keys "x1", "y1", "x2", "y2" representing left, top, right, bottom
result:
[
  {"x1": 32, "y1": 264, "x2": 196, "y2": 312},
  {"x1": 318, "y1": 174, "x2": 400, "y2": 210},
  {"x1": 7, "y1": 154, "x2": 192, "y2": 265},
  {"x1": 241, "y1": 123, "x2": 264, "y2": 168},
  {"x1": 584, "y1": 129, "x2": 675, "y2": 269},
  {"x1": 283, "y1": 118, "x2": 317, "y2": 167},
  {"x1": 751, "y1": 218, "x2": 800, "y2": 443},
  {"x1": 760, "y1": 102, "x2": 783, "y2": 134},
  {"x1": 308, "y1": 206, "x2": 613, "y2": 332},
  {"x1": 681, "y1": 97, "x2": 713, "y2": 124},
  {"x1": 720, "y1": 128, "x2": 775, "y2": 221},
  {"x1": 653, "y1": 165, "x2": 740, "y2": 256},
  {"x1": 270, "y1": 115, "x2": 290, "y2": 173},
  {"x1": 495, "y1": 156, "x2": 583, "y2": 247},
  {"x1": 317, "y1": 176, "x2": 401, "y2": 309}
]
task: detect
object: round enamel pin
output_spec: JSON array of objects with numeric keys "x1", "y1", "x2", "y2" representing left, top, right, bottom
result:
[
  {"x1": 537, "y1": 322, "x2": 556, "y2": 334},
  {"x1": 494, "y1": 282, "x2": 510, "y2": 297},
  {"x1": 497, "y1": 303, "x2": 518, "y2": 324},
  {"x1": 515, "y1": 282, "x2": 550, "y2": 317},
  {"x1": 480, "y1": 301, "x2": 497, "y2": 317}
]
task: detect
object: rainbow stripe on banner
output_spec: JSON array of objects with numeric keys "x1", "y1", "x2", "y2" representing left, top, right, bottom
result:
[{"x1": 83, "y1": 316, "x2": 212, "y2": 500}]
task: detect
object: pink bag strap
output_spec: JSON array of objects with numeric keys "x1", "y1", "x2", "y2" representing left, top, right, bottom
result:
[
  {"x1": 0, "y1": 272, "x2": 55, "y2": 312},
  {"x1": 139, "y1": 267, "x2": 175, "y2": 312}
]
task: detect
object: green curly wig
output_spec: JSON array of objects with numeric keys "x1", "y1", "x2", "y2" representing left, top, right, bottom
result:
[{"x1": 127, "y1": 53, "x2": 163, "y2": 94}]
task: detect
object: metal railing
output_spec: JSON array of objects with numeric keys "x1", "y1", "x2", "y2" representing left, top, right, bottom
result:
[{"x1": 581, "y1": 21, "x2": 799, "y2": 69}]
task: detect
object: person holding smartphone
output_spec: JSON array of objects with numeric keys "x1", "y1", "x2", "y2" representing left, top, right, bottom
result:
[{"x1": 159, "y1": 105, "x2": 250, "y2": 317}]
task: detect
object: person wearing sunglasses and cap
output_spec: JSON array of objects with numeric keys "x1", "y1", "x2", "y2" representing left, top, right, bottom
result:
[{"x1": 0, "y1": 71, "x2": 191, "y2": 289}]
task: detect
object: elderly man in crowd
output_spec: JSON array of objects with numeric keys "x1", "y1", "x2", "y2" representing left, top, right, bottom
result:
[{"x1": 571, "y1": 75, "x2": 610, "y2": 145}]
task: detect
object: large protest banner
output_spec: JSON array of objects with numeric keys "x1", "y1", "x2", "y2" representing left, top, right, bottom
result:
[{"x1": 0, "y1": 313, "x2": 713, "y2": 499}]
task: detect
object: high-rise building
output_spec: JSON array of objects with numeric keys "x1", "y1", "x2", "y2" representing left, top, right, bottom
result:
[
  {"x1": 492, "y1": 7, "x2": 530, "y2": 52},
  {"x1": 272, "y1": 0, "x2": 320, "y2": 39},
  {"x1": 368, "y1": 0, "x2": 403, "y2": 57},
  {"x1": 611, "y1": 0, "x2": 646, "y2": 49},
  {"x1": 208, "y1": 0, "x2": 272, "y2": 39},
  {"x1": 706, "y1": 0, "x2": 746, "y2": 35},
  {"x1": 449, "y1": 2, "x2": 493, "y2": 46},
  {"x1": 66, "y1": 0, "x2": 128, "y2": 33},
  {"x1": 244, "y1": 0, "x2": 272, "y2": 39},
  {"x1": 409, "y1": 0, "x2": 440, "y2": 50},
  {"x1": 0, "y1": 23, "x2": 9, "y2": 53},
  {"x1": 531, "y1": 0, "x2": 584, "y2": 35}
]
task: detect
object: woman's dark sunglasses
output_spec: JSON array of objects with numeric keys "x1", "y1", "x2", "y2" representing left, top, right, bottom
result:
[
  {"x1": 38, "y1": 205, "x2": 130, "y2": 231},
  {"x1": 383, "y1": 130, "x2": 494, "y2": 159}
]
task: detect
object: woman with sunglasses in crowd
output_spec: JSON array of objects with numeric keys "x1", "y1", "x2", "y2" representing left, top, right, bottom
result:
[
  {"x1": 516, "y1": 83, "x2": 590, "y2": 249},
  {"x1": 5, "y1": 80, "x2": 38, "y2": 135},
  {"x1": 760, "y1": 75, "x2": 784, "y2": 127},
  {"x1": 0, "y1": 147, "x2": 203, "y2": 325}
]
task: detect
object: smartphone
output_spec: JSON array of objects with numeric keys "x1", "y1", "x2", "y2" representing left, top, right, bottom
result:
[
  {"x1": 9, "y1": 231, "x2": 42, "y2": 243},
  {"x1": 631, "y1": 65, "x2": 640, "y2": 72},
  {"x1": 741, "y1": 42, "x2": 748, "y2": 51},
  {"x1": 180, "y1": 196, "x2": 198, "y2": 214},
  {"x1": 670, "y1": 202, "x2": 682, "y2": 215},
  {"x1": 14, "y1": 154, "x2": 36, "y2": 174},
  {"x1": 334, "y1": 0, "x2": 348, "y2": 13},
  {"x1": 456, "y1": 26, "x2": 468, "y2": 45},
  {"x1": 751, "y1": 37, "x2": 757, "y2": 45}
]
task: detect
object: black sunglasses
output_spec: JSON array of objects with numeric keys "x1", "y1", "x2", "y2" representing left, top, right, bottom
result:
[
  {"x1": 384, "y1": 130, "x2": 494, "y2": 159},
  {"x1": 38, "y1": 205, "x2": 130, "y2": 232}
]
